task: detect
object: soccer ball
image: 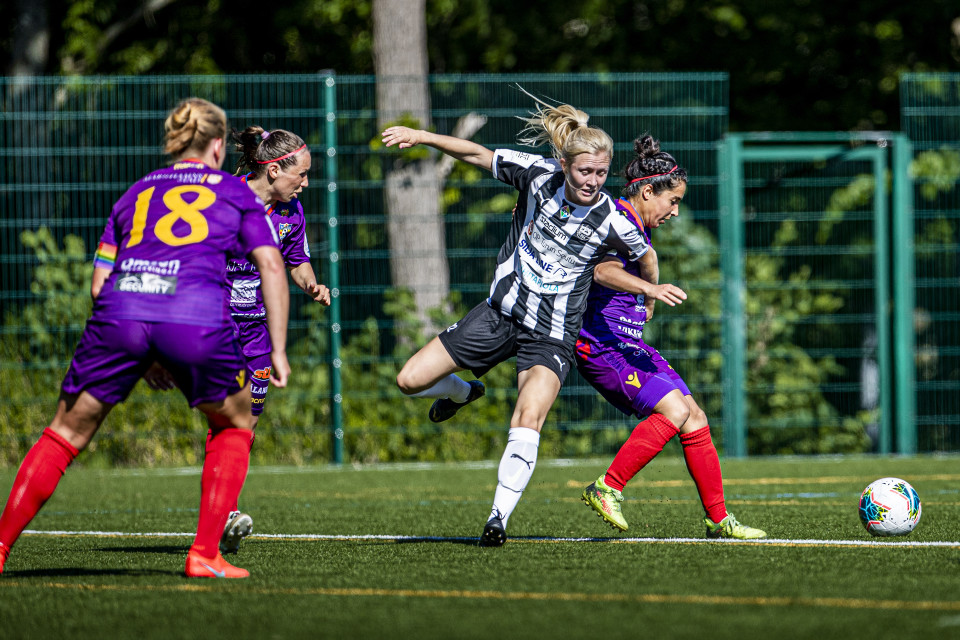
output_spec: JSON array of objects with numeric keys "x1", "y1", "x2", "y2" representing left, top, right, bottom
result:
[{"x1": 858, "y1": 477, "x2": 922, "y2": 537}]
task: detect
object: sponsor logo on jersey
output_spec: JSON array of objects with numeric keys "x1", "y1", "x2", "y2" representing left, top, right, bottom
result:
[
  {"x1": 206, "y1": 174, "x2": 223, "y2": 185},
  {"x1": 529, "y1": 229, "x2": 580, "y2": 268},
  {"x1": 518, "y1": 235, "x2": 568, "y2": 278},
  {"x1": 252, "y1": 366, "x2": 272, "y2": 380},
  {"x1": 537, "y1": 213, "x2": 570, "y2": 244},
  {"x1": 115, "y1": 273, "x2": 177, "y2": 295},
  {"x1": 119, "y1": 258, "x2": 180, "y2": 276},
  {"x1": 230, "y1": 278, "x2": 261, "y2": 307},
  {"x1": 626, "y1": 371, "x2": 642, "y2": 388},
  {"x1": 235, "y1": 369, "x2": 246, "y2": 388},
  {"x1": 557, "y1": 204, "x2": 571, "y2": 220},
  {"x1": 520, "y1": 263, "x2": 560, "y2": 293}
]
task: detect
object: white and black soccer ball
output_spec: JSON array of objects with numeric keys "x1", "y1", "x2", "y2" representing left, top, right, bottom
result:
[{"x1": 858, "y1": 477, "x2": 922, "y2": 537}]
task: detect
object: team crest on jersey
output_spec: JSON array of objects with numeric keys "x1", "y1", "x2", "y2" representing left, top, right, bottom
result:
[
  {"x1": 575, "y1": 225, "x2": 593, "y2": 241},
  {"x1": 557, "y1": 204, "x2": 572, "y2": 220},
  {"x1": 278, "y1": 222, "x2": 293, "y2": 240}
]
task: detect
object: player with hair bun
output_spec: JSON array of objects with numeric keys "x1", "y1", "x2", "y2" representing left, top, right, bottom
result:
[
  {"x1": 0, "y1": 97, "x2": 290, "y2": 578},
  {"x1": 382, "y1": 96, "x2": 684, "y2": 547},
  {"x1": 146, "y1": 125, "x2": 331, "y2": 554},
  {"x1": 578, "y1": 134, "x2": 766, "y2": 540},
  {"x1": 220, "y1": 126, "x2": 330, "y2": 553}
]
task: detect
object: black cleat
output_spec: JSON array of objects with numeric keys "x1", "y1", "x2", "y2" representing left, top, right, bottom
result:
[
  {"x1": 478, "y1": 515, "x2": 506, "y2": 548},
  {"x1": 429, "y1": 380, "x2": 485, "y2": 423}
]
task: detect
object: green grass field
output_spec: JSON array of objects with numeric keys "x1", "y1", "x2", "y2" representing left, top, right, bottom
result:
[{"x1": 1, "y1": 454, "x2": 958, "y2": 639}]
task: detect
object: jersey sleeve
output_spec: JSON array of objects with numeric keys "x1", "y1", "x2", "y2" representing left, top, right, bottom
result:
[
  {"x1": 492, "y1": 149, "x2": 548, "y2": 192},
  {"x1": 237, "y1": 192, "x2": 280, "y2": 259},
  {"x1": 93, "y1": 210, "x2": 119, "y2": 271},
  {"x1": 279, "y1": 200, "x2": 311, "y2": 267},
  {"x1": 604, "y1": 211, "x2": 650, "y2": 263}
]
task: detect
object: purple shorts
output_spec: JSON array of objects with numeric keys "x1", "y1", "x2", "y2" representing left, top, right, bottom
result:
[
  {"x1": 575, "y1": 338, "x2": 691, "y2": 418},
  {"x1": 232, "y1": 317, "x2": 271, "y2": 359},
  {"x1": 62, "y1": 318, "x2": 246, "y2": 407}
]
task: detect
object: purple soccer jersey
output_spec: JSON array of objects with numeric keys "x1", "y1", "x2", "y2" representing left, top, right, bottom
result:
[
  {"x1": 227, "y1": 184, "x2": 311, "y2": 358},
  {"x1": 94, "y1": 161, "x2": 279, "y2": 327},
  {"x1": 578, "y1": 198, "x2": 652, "y2": 348},
  {"x1": 576, "y1": 197, "x2": 690, "y2": 417},
  {"x1": 64, "y1": 160, "x2": 280, "y2": 406}
]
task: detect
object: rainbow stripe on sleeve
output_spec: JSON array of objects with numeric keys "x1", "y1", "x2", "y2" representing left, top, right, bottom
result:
[{"x1": 94, "y1": 242, "x2": 118, "y2": 270}]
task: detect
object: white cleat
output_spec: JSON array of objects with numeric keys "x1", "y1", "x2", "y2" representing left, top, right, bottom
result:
[{"x1": 220, "y1": 510, "x2": 254, "y2": 555}]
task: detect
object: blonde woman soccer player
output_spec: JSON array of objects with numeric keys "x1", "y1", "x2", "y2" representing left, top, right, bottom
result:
[
  {"x1": 0, "y1": 98, "x2": 290, "y2": 578},
  {"x1": 577, "y1": 135, "x2": 765, "y2": 540},
  {"x1": 382, "y1": 97, "x2": 684, "y2": 547}
]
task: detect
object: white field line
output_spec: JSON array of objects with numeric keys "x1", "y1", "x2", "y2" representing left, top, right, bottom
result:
[{"x1": 20, "y1": 529, "x2": 960, "y2": 548}]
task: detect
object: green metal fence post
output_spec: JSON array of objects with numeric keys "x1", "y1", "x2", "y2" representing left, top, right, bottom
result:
[
  {"x1": 892, "y1": 134, "x2": 916, "y2": 454},
  {"x1": 718, "y1": 135, "x2": 747, "y2": 457},
  {"x1": 872, "y1": 145, "x2": 892, "y2": 454},
  {"x1": 324, "y1": 73, "x2": 344, "y2": 464}
]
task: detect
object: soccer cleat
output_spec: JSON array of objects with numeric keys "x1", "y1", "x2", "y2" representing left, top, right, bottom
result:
[
  {"x1": 704, "y1": 513, "x2": 766, "y2": 540},
  {"x1": 185, "y1": 548, "x2": 250, "y2": 579},
  {"x1": 429, "y1": 380, "x2": 485, "y2": 423},
  {"x1": 581, "y1": 475, "x2": 628, "y2": 532},
  {"x1": 220, "y1": 510, "x2": 254, "y2": 555},
  {"x1": 478, "y1": 514, "x2": 506, "y2": 547}
]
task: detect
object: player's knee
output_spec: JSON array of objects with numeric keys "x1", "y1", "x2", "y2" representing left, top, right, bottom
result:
[
  {"x1": 686, "y1": 406, "x2": 708, "y2": 431},
  {"x1": 660, "y1": 403, "x2": 690, "y2": 430},
  {"x1": 396, "y1": 371, "x2": 417, "y2": 395}
]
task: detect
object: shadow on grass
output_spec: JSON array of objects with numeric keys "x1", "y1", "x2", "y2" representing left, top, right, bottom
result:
[
  {"x1": 96, "y1": 544, "x2": 188, "y2": 556},
  {"x1": 5, "y1": 567, "x2": 173, "y2": 578}
]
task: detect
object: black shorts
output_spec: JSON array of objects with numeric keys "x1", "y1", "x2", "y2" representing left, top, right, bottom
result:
[{"x1": 437, "y1": 301, "x2": 575, "y2": 385}]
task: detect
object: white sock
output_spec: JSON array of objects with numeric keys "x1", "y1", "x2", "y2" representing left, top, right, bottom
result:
[
  {"x1": 490, "y1": 427, "x2": 540, "y2": 528},
  {"x1": 407, "y1": 374, "x2": 471, "y2": 401}
]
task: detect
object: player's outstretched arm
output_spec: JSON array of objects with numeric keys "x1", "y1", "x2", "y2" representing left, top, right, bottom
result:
[
  {"x1": 251, "y1": 245, "x2": 291, "y2": 387},
  {"x1": 594, "y1": 254, "x2": 687, "y2": 315},
  {"x1": 381, "y1": 126, "x2": 494, "y2": 172},
  {"x1": 289, "y1": 262, "x2": 331, "y2": 305}
]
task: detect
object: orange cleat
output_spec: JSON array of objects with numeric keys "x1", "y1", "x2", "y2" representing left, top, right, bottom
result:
[{"x1": 185, "y1": 548, "x2": 249, "y2": 579}]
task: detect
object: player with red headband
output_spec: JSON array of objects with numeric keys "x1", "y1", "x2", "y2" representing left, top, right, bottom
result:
[
  {"x1": 218, "y1": 127, "x2": 330, "y2": 553},
  {"x1": 0, "y1": 98, "x2": 291, "y2": 578},
  {"x1": 577, "y1": 134, "x2": 766, "y2": 539}
]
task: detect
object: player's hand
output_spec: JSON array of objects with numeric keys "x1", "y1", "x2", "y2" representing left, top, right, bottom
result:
[
  {"x1": 269, "y1": 350, "x2": 291, "y2": 388},
  {"x1": 143, "y1": 362, "x2": 177, "y2": 391},
  {"x1": 307, "y1": 282, "x2": 331, "y2": 306},
  {"x1": 647, "y1": 283, "x2": 687, "y2": 307},
  {"x1": 381, "y1": 126, "x2": 423, "y2": 149}
]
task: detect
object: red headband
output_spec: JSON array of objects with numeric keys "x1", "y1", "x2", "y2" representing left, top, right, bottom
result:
[
  {"x1": 627, "y1": 164, "x2": 678, "y2": 185},
  {"x1": 257, "y1": 144, "x2": 307, "y2": 165}
]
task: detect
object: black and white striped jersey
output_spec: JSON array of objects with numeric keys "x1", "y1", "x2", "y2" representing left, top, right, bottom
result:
[{"x1": 488, "y1": 148, "x2": 650, "y2": 346}]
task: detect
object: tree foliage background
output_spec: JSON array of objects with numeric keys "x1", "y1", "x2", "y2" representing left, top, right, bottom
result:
[
  {"x1": 4, "y1": 0, "x2": 960, "y2": 131},
  {"x1": 2, "y1": 2, "x2": 959, "y2": 464}
]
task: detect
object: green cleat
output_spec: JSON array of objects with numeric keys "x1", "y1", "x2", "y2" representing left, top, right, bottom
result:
[
  {"x1": 581, "y1": 475, "x2": 628, "y2": 532},
  {"x1": 704, "y1": 513, "x2": 766, "y2": 539}
]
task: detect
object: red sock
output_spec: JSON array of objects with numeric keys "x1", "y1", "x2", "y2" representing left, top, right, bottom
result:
[
  {"x1": 191, "y1": 428, "x2": 253, "y2": 558},
  {"x1": 604, "y1": 414, "x2": 679, "y2": 491},
  {"x1": 0, "y1": 428, "x2": 79, "y2": 552},
  {"x1": 207, "y1": 428, "x2": 256, "y2": 513},
  {"x1": 680, "y1": 426, "x2": 727, "y2": 523}
]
